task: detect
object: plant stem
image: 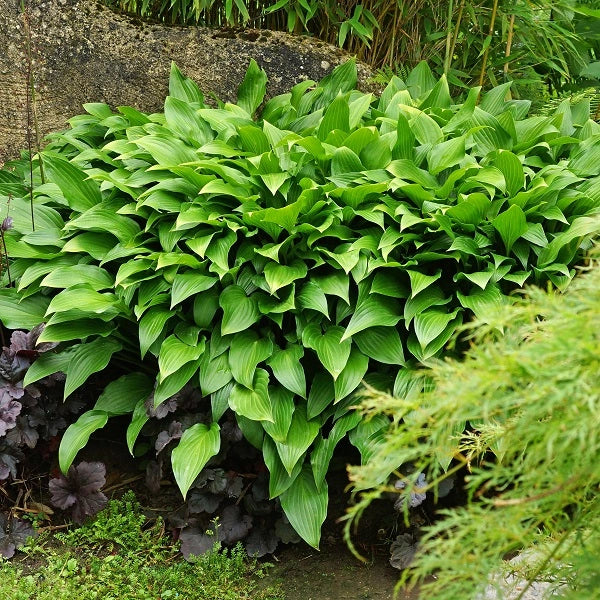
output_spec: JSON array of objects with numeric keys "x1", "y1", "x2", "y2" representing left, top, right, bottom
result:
[
  {"x1": 444, "y1": 0, "x2": 454, "y2": 75},
  {"x1": 478, "y1": 0, "x2": 500, "y2": 88}
]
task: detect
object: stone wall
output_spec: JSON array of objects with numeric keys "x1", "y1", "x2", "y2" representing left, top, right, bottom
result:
[{"x1": 0, "y1": 0, "x2": 374, "y2": 164}]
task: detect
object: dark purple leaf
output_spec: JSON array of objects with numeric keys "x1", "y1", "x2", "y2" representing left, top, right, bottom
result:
[
  {"x1": 394, "y1": 473, "x2": 427, "y2": 510},
  {"x1": 275, "y1": 515, "x2": 302, "y2": 544},
  {"x1": 389, "y1": 533, "x2": 418, "y2": 570},
  {"x1": 188, "y1": 491, "x2": 221, "y2": 514},
  {"x1": 0, "y1": 513, "x2": 36, "y2": 558},
  {"x1": 0, "y1": 391, "x2": 21, "y2": 436},
  {"x1": 145, "y1": 394, "x2": 178, "y2": 419},
  {"x1": 155, "y1": 421, "x2": 183, "y2": 454},
  {"x1": 5, "y1": 416, "x2": 39, "y2": 448},
  {"x1": 225, "y1": 475, "x2": 244, "y2": 498},
  {"x1": 49, "y1": 461, "x2": 108, "y2": 524},
  {"x1": 179, "y1": 526, "x2": 218, "y2": 561},
  {"x1": 220, "y1": 421, "x2": 243, "y2": 443},
  {"x1": 0, "y1": 445, "x2": 23, "y2": 480},
  {"x1": 245, "y1": 526, "x2": 278, "y2": 557},
  {"x1": 218, "y1": 505, "x2": 252, "y2": 544},
  {"x1": 1, "y1": 216, "x2": 13, "y2": 231}
]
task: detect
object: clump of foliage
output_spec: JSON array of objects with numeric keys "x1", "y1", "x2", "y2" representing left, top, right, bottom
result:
[
  {"x1": 1, "y1": 59, "x2": 599, "y2": 549},
  {"x1": 347, "y1": 259, "x2": 600, "y2": 599},
  {"x1": 0, "y1": 513, "x2": 36, "y2": 559},
  {"x1": 0, "y1": 324, "x2": 81, "y2": 480},
  {"x1": 0, "y1": 492, "x2": 282, "y2": 600}
]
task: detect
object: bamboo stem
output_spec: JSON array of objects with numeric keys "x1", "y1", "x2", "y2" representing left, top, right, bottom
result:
[
  {"x1": 504, "y1": 13, "x2": 516, "y2": 77},
  {"x1": 478, "y1": 0, "x2": 500, "y2": 88}
]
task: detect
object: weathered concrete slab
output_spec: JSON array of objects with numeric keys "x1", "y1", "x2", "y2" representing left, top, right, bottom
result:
[{"x1": 0, "y1": 0, "x2": 374, "y2": 164}]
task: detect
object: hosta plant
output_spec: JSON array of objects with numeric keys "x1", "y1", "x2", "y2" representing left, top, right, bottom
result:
[{"x1": 0, "y1": 59, "x2": 599, "y2": 549}]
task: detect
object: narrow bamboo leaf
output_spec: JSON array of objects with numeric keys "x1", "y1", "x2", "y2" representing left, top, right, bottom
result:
[
  {"x1": 94, "y1": 372, "x2": 153, "y2": 416},
  {"x1": 275, "y1": 406, "x2": 320, "y2": 475},
  {"x1": 171, "y1": 273, "x2": 218, "y2": 308},
  {"x1": 229, "y1": 331, "x2": 273, "y2": 388},
  {"x1": 237, "y1": 59, "x2": 267, "y2": 116},
  {"x1": 229, "y1": 368, "x2": 273, "y2": 422},
  {"x1": 59, "y1": 410, "x2": 108, "y2": 473},
  {"x1": 64, "y1": 338, "x2": 122, "y2": 399},
  {"x1": 158, "y1": 335, "x2": 205, "y2": 380},
  {"x1": 302, "y1": 324, "x2": 351, "y2": 381},
  {"x1": 492, "y1": 204, "x2": 528, "y2": 254},
  {"x1": 280, "y1": 466, "x2": 327, "y2": 549},
  {"x1": 334, "y1": 348, "x2": 369, "y2": 401},
  {"x1": 354, "y1": 326, "x2": 405, "y2": 365},
  {"x1": 172, "y1": 422, "x2": 221, "y2": 499},
  {"x1": 219, "y1": 285, "x2": 260, "y2": 335}
]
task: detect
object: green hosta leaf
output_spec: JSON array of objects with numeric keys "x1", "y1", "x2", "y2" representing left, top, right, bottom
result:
[
  {"x1": 59, "y1": 410, "x2": 109, "y2": 473},
  {"x1": 262, "y1": 386, "x2": 295, "y2": 443},
  {"x1": 169, "y1": 62, "x2": 204, "y2": 104},
  {"x1": 229, "y1": 331, "x2": 273, "y2": 388},
  {"x1": 348, "y1": 415, "x2": 390, "y2": 467},
  {"x1": 494, "y1": 150, "x2": 524, "y2": 196},
  {"x1": 170, "y1": 273, "x2": 218, "y2": 308},
  {"x1": 40, "y1": 265, "x2": 114, "y2": 291},
  {"x1": 43, "y1": 154, "x2": 101, "y2": 211},
  {"x1": 237, "y1": 59, "x2": 267, "y2": 116},
  {"x1": 263, "y1": 436, "x2": 302, "y2": 498},
  {"x1": 229, "y1": 368, "x2": 273, "y2": 422},
  {"x1": 139, "y1": 306, "x2": 173, "y2": 359},
  {"x1": 38, "y1": 319, "x2": 116, "y2": 343},
  {"x1": 280, "y1": 466, "x2": 327, "y2": 549},
  {"x1": 296, "y1": 281, "x2": 329, "y2": 317},
  {"x1": 307, "y1": 372, "x2": 334, "y2": 420},
  {"x1": 164, "y1": 96, "x2": 211, "y2": 146},
  {"x1": 457, "y1": 283, "x2": 505, "y2": 324},
  {"x1": 94, "y1": 372, "x2": 153, "y2": 416},
  {"x1": 126, "y1": 399, "x2": 150, "y2": 455},
  {"x1": 302, "y1": 324, "x2": 351, "y2": 380},
  {"x1": 313, "y1": 272, "x2": 350, "y2": 304},
  {"x1": 199, "y1": 352, "x2": 232, "y2": 396},
  {"x1": 413, "y1": 309, "x2": 460, "y2": 350},
  {"x1": 318, "y1": 94, "x2": 350, "y2": 140},
  {"x1": 211, "y1": 382, "x2": 233, "y2": 422},
  {"x1": 136, "y1": 135, "x2": 198, "y2": 166},
  {"x1": 331, "y1": 147, "x2": 363, "y2": 174},
  {"x1": 46, "y1": 287, "x2": 120, "y2": 317},
  {"x1": 264, "y1": 260, "x2": 308, "y2": 295},
  {"x1": 236, "y1": 414, "x2": 264, "y2": 449},
  {"x1": 407, "y1": 270, "x2": 442, "y2": 298},
  {"x1": 354, "y1": 326, "x2": 405, "y2": 365},
  {"x1": 63, "y1": 338, "x2": 122, "y2": 399},
  {"x1": 23, "y1": 351, "x2": 72, "y2": 387},
  {"x1": 342, "y1": 296, "x2": 401, "y2": 340},
  {"x1": 311, "y1": 411, "x2": 361, "y2": 490},
  {"x1": 220, "y1": 285, "x2": 260, "y2": 335},
  {"x1": 267, "y1": 345, "x2": 306, "y2": 398},
  {"x1": 274, "y1": 405, "x2": 320, "y2": 475},
  {"x1": 0, "y1": 289, "x2": 50, "y2": 330},
  {"x1": 334, "y1": 348, "x2": 369, "y2": 401},
  {"x1": 158, "y1": 335, "x2": 205, "y2": 380},
  {"x1": 538, "y1": 215, "x2": 600, "y2": 266},
  {"x1": 492, "y1": 204, "x2": 528, "y2": 254},
  {"x1": 154, "y1": 360, "x2": 201, "y2": 407},
  {"x1": 427, "y1": 136, "x2": 466, "y2": 175},
  {"x1": 172, "y1": 422, "x2": 221, "y2": 499}
]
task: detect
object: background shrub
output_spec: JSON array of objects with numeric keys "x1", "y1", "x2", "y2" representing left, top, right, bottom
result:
[
  {"x1": 347, "y1": 257, "x2": 600, "y2": 599},
  {"x1": 0, "y1": 59, "x2": 599, "y2": 548}
]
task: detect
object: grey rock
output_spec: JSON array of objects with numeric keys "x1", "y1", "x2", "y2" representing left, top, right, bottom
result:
[{"x1": 0, "y1": 0, "x2": 375, "y2": 165}]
